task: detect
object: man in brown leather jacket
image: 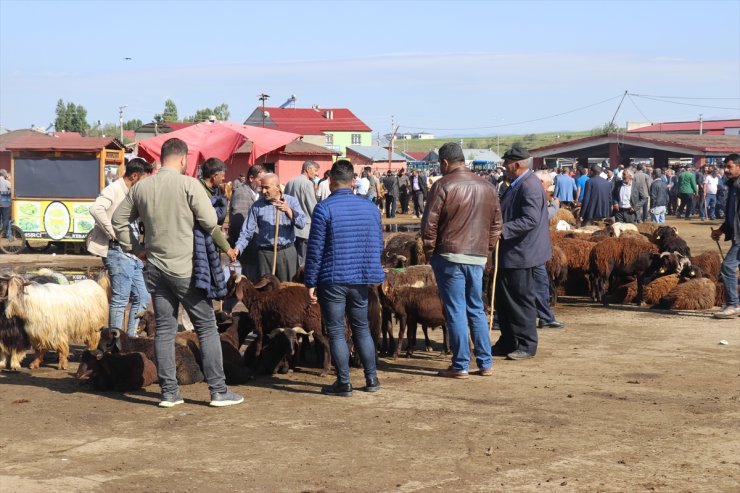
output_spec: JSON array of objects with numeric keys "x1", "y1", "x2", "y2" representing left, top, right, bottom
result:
[{"x1": 421, "y1": 142, "x2": 503, "y2": 379}]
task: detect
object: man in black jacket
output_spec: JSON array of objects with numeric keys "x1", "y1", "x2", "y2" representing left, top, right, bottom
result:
[
  {"x1": 711, "y1": 153, "x2": 740, "y2": 319},
  {"x1": 492, "y1": 146, "x2": 551, "y2": 361},
  {"x1": 649, "y1": 168, "x2": 669, "y2": 224},
  {"x1": 611, "y1": 169, "x2": 645, "y2": 224}
]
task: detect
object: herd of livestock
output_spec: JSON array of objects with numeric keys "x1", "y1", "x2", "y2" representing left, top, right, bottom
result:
[{"x1": 1, "y1": 209, "x2": 737, "y2": 393}]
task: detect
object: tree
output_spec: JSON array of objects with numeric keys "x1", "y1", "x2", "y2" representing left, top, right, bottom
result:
[
  {"x1": 123, "y1": 119, "x2": 143, "y2": 130},
  {"x1": 54, "y1": 99, "x2": 69, "y2": 132},
  {"x1": 590, "y1": 121, "x2": 624, "y2": 136},
  {"x1": 162, "y1": 99, "x2": 178, "y2": 122},
  {"x1": 184, "y1": 102, "x2": 231, "y2": 123}
]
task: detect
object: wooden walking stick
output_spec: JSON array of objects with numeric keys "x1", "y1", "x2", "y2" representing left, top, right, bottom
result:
[
  {"x1": 488, "y1": 241, "x2": 501, "y2": 334},
  {"x1": 272, "y1": 207, "x2": 281, "y2": 276},
  {"x1": 711, "y1": 227, "x2": 725, "y2": 261}
]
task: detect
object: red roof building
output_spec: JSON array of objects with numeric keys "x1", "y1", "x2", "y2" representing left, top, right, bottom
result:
[
  {"x1": 628, "y1": 119, "x2": 740, "y2": 135},
  {"x1": 229, "y1": 139, "x2": 340, "y2": 184}
]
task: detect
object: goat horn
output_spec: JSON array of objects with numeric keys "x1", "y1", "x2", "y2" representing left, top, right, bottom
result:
[
  {"x1": 292, "y1": 327, "x2": 311, "y2": 336},
  {"x1": 660, "y1": 252, "x2": 671, "y2": 258},
  {"x1": 268, "y1": 328, "x2": 285, "y2": 338}
]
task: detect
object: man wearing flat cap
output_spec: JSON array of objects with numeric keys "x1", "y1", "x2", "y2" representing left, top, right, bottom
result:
[
  {"x1": 492, "y1": 145, "x2": 551, "y2": 360},
  {"x1": 580, "y1": 163, "x2": 612, "y2": 226}
]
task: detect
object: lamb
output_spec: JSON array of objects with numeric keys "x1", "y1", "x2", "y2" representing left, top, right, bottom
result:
[
  {"x1": 546, "y1": 243, "x2": 568, "y2": 303},
  {"x1": 607, "y1": 222, "x2": 639, "y2": 238},
  {"x1": 549, "y1": 208, "x2": 577, "y2": 228},
  {"x1": 3, "y1": 275, "x2": 108, "y2": 370},
  {"x1": 75, "y1": 349, "x2": 157, "y2": 392},
  {"x1": 378, "y1": 265, "x2": 436, "y2": 356},
  {"x1": 643, "y1": 274, "x2": 681, "y2": 305},
  {"x1": 652, "y1": 226, "x2": 691, "y2": 257},
  {"x1": 636, "y1": 222, "x2": 660, "y2": 237},
  {"x1": 243, "y1": 327, "x2": 312, "y2": 375},
  {"x1": 550, "y1": 237, "x2": 594, "y2": 296},
  {"x1": 689, "y1": 252, "x2": 722, "y2": 281},
  {"x1": 589, "y1": 236, "x2": 658, "y2": 305},
  {"x1": 98, "y1": 327, "x2": 204, "y2": 385},
  {"x1": 655, "y1": 277, "x2": 716, "y2": 310},
  {"x1": 383, "y1": 285, "x2": 449, "y2": 359},
  {"x1": 231, "y1": 275, "x2": 330, "y2": 375},
  {"x1": 382, "y1": 233, "x2": 425, "y2": 268}
]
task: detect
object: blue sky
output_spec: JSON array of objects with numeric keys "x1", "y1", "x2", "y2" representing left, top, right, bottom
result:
[{"x1": 1, "y1": 0, "x2": 738, "y2": 136}]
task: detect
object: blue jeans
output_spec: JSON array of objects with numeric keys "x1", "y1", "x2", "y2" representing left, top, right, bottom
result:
[
  {"x1": 0, "y1": 207, "x2": 9, "y2": 234},
  {"x1": 144, "y1": 263, "x2": 226, "y2": 396},
  {"x1": 706, "y1": 194, "x2": 717, "y2": 220},
  {"x1": 533, "y1": 264, "x2": 555, "y2": 324},
  {"x1": 720, "y1": 242, "x2": 740, "y2": 307},
  {"x1": 317, "y1": 285, "x2": 377, "y2": 385},
  {"x1": 431, "y1": 255, "x2": 492, "y2": 372},
  {"x1": 103, "y1": 247, "x2": 149, "y2": 337},
  {"x1": 650, "y1": 205, "x2": 666, "y2": 224}
]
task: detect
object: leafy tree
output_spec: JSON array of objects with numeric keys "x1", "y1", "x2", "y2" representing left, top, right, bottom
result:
[
  {"x1": 163, "y1": 99, "x2": 178, "y2": 122},
  {"x1": 184, "y1": 102, "x2": 230, "y2": 123},
  {"x1": 123, "y1": 119, "x2": 143, "y2": 130},
  {"x1": 54, "y1": 99, "x2": 69, "y2": 132},
  {"x1": 590, "y1": 121, "x2": 624, "y2": 136}
]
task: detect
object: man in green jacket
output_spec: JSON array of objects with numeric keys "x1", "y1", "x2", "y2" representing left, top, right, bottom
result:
[
  {"x1": 112, "y1": 138, "x2": 243, "y2": 409},
  {"x1": 676, "y1": 167, "x2": 698, "y2": 219}
]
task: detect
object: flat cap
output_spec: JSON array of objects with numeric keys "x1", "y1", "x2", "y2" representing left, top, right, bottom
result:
[{"x1": 502, "y1": 145, "x2": 530, "y2": 162}]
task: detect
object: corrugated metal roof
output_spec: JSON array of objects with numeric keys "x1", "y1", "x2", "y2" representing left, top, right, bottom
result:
[
  {"x1": 235, "y1": 139, "x2": 339, "y2": 155},
  {"x1": 245, "y1": 107, "x2": 372, "y2": 134},
  {"x1": 6, "y1": 135, "x2": 124, "y2": 152},
  {"x1": 347, "y1": 145, "x2": 406, "y2": 162},
  {"x1": 462, "y1": 149, "x2": 502, "y2": 162},
  {"x1": 0, "y1": 129, "x2": 51, "y2": 152},
  {"x1": 629, "y1": 119, "x2": 740, "y2": 133}
]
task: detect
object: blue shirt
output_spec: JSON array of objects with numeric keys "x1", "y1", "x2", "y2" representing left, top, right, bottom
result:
[
  {"x1": 554, "y1": 174, "x2": 576, "y2": 202},
  {"x1": 728, "y1": 183, "x2": 737, "y2": 239},
  {"x1": 576, "y1": 175, "x2": 590, "y2": 201},
  {"x1": 235, "y1": 194, "x2": 306, "y2": 251}
]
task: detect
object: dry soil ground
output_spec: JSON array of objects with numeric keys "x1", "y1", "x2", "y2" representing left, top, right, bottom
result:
[{"x1": 1, "y1": 217, "x2": 739, "y2": 493}]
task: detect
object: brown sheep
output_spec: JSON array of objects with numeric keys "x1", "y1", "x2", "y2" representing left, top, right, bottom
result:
[
  {"x1": 75, "y1": 349, "x2": 157, "y2": 392},
  {"x1": 608, "y1": 280, "x2": 638, "y2": 304},
  {"x1": 382, "y1": 285, "x2": 449, "y2": 358},
  {"x1": 655, "y1": 278, "x2": 716, "y2": 310},
  {"x1": 689, "y1": 252, "x2": 722, "y2": 281},
  {"x1": 232, "y1": 275, "x2": 330, "y2": 376},
  {"x1": 551, "y1": 237, "x2": 595, "y2": 296},
  {"x1": 378, "y1": 265, "x2": 436, "y2": 355},
  {"x1": 549, "y1": 208, "x2": 577, "y2": 228},
  {"x1": 589, "y1": 236, "x2": 658, "y2": 305},
  {"x1": 546, "y1": 243, "x2": 568, "y2": 303},
  {"x1": 643, "y1": 274, "x2": 681, "y2": 305},
  {"x1": 383, "y1": 233, "x2": 422, "y2": 268},
  {"x1": 636, "y1": 222, "x2": 660, "y2": 237}
]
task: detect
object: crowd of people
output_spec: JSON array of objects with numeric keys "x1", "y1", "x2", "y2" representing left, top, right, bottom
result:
[
  {"x1": 483, "y1": 160, "x2": 733, "y2": 226},
  {"x1": 81, "y1": 136, "x2": 740, "y2": 406}
]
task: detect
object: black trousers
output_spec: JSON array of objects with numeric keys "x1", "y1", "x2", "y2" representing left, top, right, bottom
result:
[
  {"x1": 677, "y1": 193, "x2": 693, "y2": 218},
  {"x1": 399, "y1": 191, "x2": 409, "y2": 214},
  {"x1": 494, "y1": 267, "x2": 538, "y2": 355}
]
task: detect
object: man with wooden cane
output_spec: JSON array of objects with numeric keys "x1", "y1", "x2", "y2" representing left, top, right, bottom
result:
[
  {"x1": 422, "y1": 142, "x2": 502, "y2": 379},
  {"x1": 711, "y1": 153, "x2": 740, "y2": 319},
  {"x1": 233, "y1": 173, "x2": 306, "y2": 282}
]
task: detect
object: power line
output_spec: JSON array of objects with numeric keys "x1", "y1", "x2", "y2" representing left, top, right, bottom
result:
[
  {"x1": 627, "y1": 94, "x2": 652, "y2": 123},
  {"x1": 629, "y1": 94, "x2": 740, "y2": 111},
  {"x1": 629, "y1": 93, "x2": 740, "y2": 100},
  {"x1": 399, "y1": 93, "x2": 625, "y2": 132}
]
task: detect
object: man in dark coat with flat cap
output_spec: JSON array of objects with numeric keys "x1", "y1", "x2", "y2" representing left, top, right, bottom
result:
[
  {"x1": 492, "y1": 146, "x2": 551, "y2": 360},
  {"x1": 580, "y1": 164, "x2": 613, "y2": 225}
]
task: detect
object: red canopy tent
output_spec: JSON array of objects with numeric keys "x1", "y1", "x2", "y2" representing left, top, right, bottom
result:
[{"x1": 136, "y1": 121, "x2": 301, "y2": 176}]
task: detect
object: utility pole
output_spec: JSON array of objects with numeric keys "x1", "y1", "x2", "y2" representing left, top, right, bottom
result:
[
  {"x1": 118, "y1": 105, "x2": 127, "y2": 141},
  {"x1": 699, "y1": 114, "x2": 703, "y2": 135},
  {"x1": 258, "y1": 93, "x2": 270, "y2": 127},
  {"x1": 388, "y1": 115, "x2": 399, "y2": 171}
]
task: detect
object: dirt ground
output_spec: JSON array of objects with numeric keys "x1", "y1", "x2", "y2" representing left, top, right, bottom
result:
[{"x1": 1, "y1": 217, "x2": 739, "y2": 492}]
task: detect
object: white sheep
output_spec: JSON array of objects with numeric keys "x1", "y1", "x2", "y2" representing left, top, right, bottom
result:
[
  {"x1": 4, "y1": 275, "x2": 108, "y2": 370},
  {"x1": 608, "y1": 222, "x2": 640, "y2": 238}
]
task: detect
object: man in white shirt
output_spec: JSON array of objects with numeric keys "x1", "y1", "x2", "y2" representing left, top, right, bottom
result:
[{"x1": 704, "y1": 168, "x2": 720, "y2": 220}]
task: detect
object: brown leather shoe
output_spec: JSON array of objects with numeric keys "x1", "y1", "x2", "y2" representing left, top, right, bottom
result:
[
  {"x1": 478, "y1": 367, "x2": 493, "y2": 376},
  {"x1": 437, "y1": 367, "x2": 469, "y2": 379}
]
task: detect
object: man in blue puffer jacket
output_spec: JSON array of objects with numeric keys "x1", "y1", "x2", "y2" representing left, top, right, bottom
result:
[{"x1": 305, "y1": 159, "x2": 385, "y2": 397}]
